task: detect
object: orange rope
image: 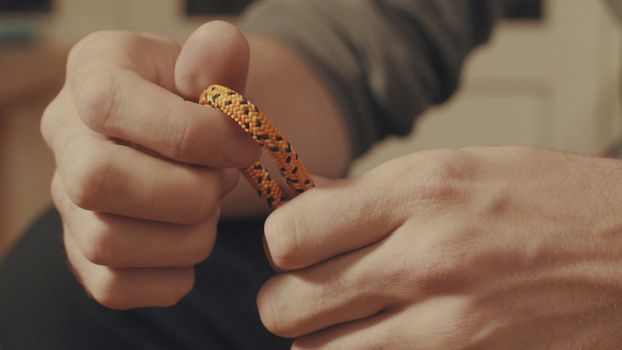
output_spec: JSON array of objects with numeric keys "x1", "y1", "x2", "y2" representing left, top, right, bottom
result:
[{"x1": 199, "y1": 84, "x2": 314, "y2": 209}]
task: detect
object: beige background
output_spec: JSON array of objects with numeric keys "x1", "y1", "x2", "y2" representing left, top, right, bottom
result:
[
  {"x1": 1, "y1": 0, "x2": 621, "y2": 256},
  {"x1": 352, "y1": 0, "x2": 622, "y2": 173}
]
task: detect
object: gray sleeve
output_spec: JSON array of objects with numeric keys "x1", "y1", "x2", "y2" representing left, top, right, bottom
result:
[
  {"x1": 239, "y1": 0, "x2": 519, "y2": 158},
  {"x1": 607, "y1": 0, "x2": 622, "y2": 19}
]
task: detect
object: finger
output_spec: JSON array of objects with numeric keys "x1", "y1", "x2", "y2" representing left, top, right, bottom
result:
[
  {"x1": 52, "y1": 174, "x2": 218, "y2": 268},
  {"x1": 263, "y1": 175, "x2": 332, "y2": 270},
  {"x1": 264, "y1": 172, "x2": 407, "y2": 271},
  {"x1": 63, "y1": 224, "x2": 195, "y2": 310},
  {"x1": 293, "y1": 297, "x2": 472, "y2": 350},
  {"x1": 66, "y1": 31, "x2": 181, "y2": 91},
  {"x1": 257, "y1": 240, "x2": 398, "y2": 338},
  {"x1": 52, "y1": 118, "x2": 236, "y2": 224},
  {"x1": 292, "y1": 310, "x2": 394, "y2": 350},
  {"x1": 40, "y1": 87, "x2": 67, "y2": 149},
  {"x1": 175, "y1": 20, "x2": 249, "y2": 99},
  {"x1": 174, "y1": 20, "x2": 259, "y2": 166},
  {"x1": 71, "y1": 64, "x2": 259, "y2": 167},
  {"x1": 67, "y1": 29, "x2": 259, "y2": 167}
]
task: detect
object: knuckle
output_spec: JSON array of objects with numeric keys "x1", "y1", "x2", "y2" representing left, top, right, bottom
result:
[
  {"x1": 90, "y1": 269, "x2": 195, "y2": 310},
  {"x1": 40, "y1": 110, "x2": 55, "y2": 146},
  {"x1": 179, "y1": 227, "x2": 217, "y2": 267},
  {"x1": 171, "y1": 104, "x2": 199, "y2": 161},
  {"x1": 422, "y1": 150, "x2": 473, "y2": 182},
  {"x1": 81, "y1": 221, "x2": 117, "y2": 266},
  {"x1": 40, "y1": 90, "x2": 64, "y2": 146},
  {"x1": 72, "y1": 31, "x2": 116, "y2": 49},
  {"x1": 477, "y1": 184, "x2": 511, "y2": 217},
  {"x1": 66, "y1": 32, "x2": 99, "y2": 67},
  {"x1": 256, "y1": 280, "x2": 285, "y2": 336},
  {"x1": 178, "y1": 171, "x2": 221, "y2": 225},
  {"x1": 178, "y1": 210, "x2": 205, "y2": 226},
  {"x1": 88, "y1": 273, "x2": 130, "y2": 310},
  {"x1": 164, "y1": 270, "x2": 195, "y2": 307},
  {"x1": 321, "y1": 265, "x2": 371, "y2": 308},
  {"x1": 264, "y1": 211, "x2": 304, "y2": 270},
  {"x1": 183, "y1": 195, "x2": 218, "y2": 226},
  {"x1": 91, "y1": 291, "x2": 127, "y2": 310},
  {"x1": 74, "y1": 65, "x2": 117, "y2": 133},
  {"x1": 370, "y1": 149, "x2": 475, "y2": 206},
  {"x1": 65, "y1": 148, "x2": 111, "y2": 209},
  {"x1": 68, "y1": 30, "x2": 135, "y2": 64},
  {"x1": 50, "y1": 173, "x2": 65, "y2": 211},
  {"x1": 68, "y1": 32, "x2": 150, "y2": 134},
  {"x1": 412, "y1": 150, "x2": 474, "y2": 203},
  {"x1": 417, "y1": 177, "x2": 462, "y2": 203}
]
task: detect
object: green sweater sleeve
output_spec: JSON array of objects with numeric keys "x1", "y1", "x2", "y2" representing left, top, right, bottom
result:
[{"x1": 240, "y1": 0, "x2": 520, "y2": 157}]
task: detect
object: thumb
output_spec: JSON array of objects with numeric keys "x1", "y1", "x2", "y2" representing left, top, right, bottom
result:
[
  {"x1": 174, "y1": 20, "x2": 260, "y2": 167},
  {"x1": 175, "y1": 20, "x2": 250, "y2": 99}
]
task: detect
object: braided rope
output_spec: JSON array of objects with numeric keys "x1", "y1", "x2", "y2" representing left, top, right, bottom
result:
[{"x1": 199, "y1": 84, "x2": 314, "y2": 209}]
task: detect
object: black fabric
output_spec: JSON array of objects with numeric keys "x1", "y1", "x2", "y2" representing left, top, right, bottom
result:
[{"x1": 0, "y1": 207, "x2": 291, "y2": 350}]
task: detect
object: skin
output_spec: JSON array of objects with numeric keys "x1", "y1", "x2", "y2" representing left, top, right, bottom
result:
[
  {"x1": 42, "y1": 21, "x2": 622, "y2": 348},
  {"x1": 260, "y1": 147, "x2": 622, "y2": 349},
  {"x1": 41, "y1": 22, "x2": 348, "y2": 309}
]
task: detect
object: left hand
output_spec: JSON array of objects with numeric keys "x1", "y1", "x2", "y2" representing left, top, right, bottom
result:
[{"x1": 258, "y1": 147, "x2": 622, "y2": 349}]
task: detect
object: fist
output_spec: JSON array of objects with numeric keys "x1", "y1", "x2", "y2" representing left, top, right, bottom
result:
[{"x1": 41, "y1": 21, "x2": 260, "y2": 309}]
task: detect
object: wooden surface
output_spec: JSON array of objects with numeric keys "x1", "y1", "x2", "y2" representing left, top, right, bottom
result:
[{"x1": 0, "y1": 45, "x2": 66, "y2": 257}]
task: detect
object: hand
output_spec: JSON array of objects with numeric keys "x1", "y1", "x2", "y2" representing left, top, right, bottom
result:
[
  {"x1": 259, "y1": 147, "x2": 622, "y2": 349},
  {"x1": 41, "y1": 21, "x2": 260, "y2": 309}
]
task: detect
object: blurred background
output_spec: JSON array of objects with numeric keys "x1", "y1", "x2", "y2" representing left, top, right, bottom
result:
[{"x1": 0, "y1": 0, "x2": 620, "y2": 258}]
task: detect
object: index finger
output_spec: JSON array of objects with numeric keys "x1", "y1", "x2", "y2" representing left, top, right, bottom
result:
[
  {"x1": 66, "y1": 28, "x2": 259, "y2": 167},
  {"x1": 71, "y1": 65, "x2": 259, "y2": 167},
  {"x1": 66, "y1": 31, "x2": 181, "y2": 92},
  {"x1": 263, "y1": 172, "x2": 406, "y2": 271}
]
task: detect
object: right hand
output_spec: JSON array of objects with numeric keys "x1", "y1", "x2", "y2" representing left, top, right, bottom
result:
[{"x1": 41, "y1": 21, "x2": 260, "y2": 309}]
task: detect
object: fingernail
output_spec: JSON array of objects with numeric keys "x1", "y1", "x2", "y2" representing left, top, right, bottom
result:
[{"x1": 223, "y1": 134, "x2": 260, "y2": 166}]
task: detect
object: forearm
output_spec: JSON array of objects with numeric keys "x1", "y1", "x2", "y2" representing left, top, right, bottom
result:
[
  {"x1": 220, "y1": 0, "x2": 520, "y2": 218},
  {"x1": 220, "y1": 34, "x2": 351, "y2": 218}
]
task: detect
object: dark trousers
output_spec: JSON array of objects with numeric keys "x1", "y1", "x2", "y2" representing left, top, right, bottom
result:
[{"x1": 0, "y1": 207, "x2": 291, "y2": 350}]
